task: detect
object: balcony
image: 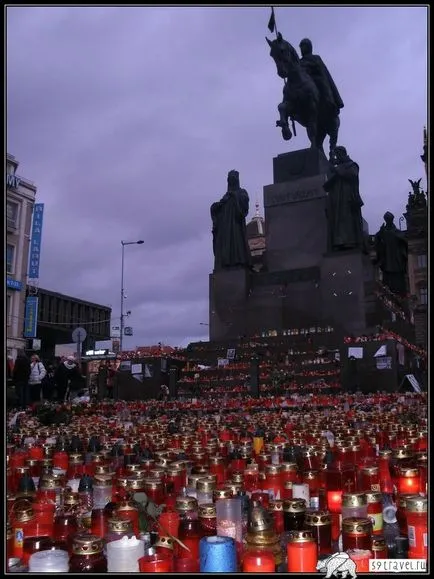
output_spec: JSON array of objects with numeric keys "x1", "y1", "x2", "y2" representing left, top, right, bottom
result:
[{"x1": 7, "y1": 218, "x2": 18, "y2": 233}]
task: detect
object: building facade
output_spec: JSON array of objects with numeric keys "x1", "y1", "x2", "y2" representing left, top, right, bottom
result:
[
  {"x1": 6, "y1": 154, "x2": 37, "y2": 358},
  {"x1": 31, "y1": 287, "x2": 112, "y2": 360}
]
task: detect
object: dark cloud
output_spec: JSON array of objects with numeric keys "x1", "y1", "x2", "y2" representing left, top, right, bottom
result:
[{"x1": 7, "y1": 6, "x2": 427, "y2": 347}]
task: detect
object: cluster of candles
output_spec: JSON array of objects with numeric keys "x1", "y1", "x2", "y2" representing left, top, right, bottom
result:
[{"x1": 6, "y1": 392, "x2": 427, "y2": 572}]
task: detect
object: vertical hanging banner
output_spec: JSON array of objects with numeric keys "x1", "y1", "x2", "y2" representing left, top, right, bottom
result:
[
  {"x1": 24, "y1": 296, "x2": 39, "y2": 338},
  {"x1": 28, "y1": 203, "x2": 44, "y2": 279}
]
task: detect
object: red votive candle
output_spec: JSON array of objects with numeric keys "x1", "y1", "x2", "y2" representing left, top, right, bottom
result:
[
  {"x1": 243, "y1": 549, "x2": 275, "y2": 573},
  {"x1": 139, "y1": 554, "x2": 173, "y2": 573},
  {"x1": 286, "y1": 532, "x2": 318, "y2": 573},
  {"x1": 348, "y1": 549, "x2": 372, "y2": 573},
  {"x1": 398, "y1": 468, "x2": 421, "y2": 495}
]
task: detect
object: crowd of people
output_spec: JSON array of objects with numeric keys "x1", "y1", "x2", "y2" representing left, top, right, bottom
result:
[{"x1": 7, "y1": 352, "x2": 84, "y2": 409}]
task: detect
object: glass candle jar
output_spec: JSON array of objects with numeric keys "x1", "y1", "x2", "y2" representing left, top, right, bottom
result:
[
  {"x1": 178, "y1": 518, "x2": 201, "y2": 561},
  {"x1": 264, "y1": 465, "x2": 283, "y2": 500},
  {"x1": 371, "y1": 535, "x2": 388, "y2": 559},
  {"x1": 165, "y1": 467, "x2": 184, "y2": 494},
  {"x1": 216, "y1": 497, "x2": 243, "y2": 543},
  {"x1": 198, "y1": 503, "x2": 217, "y2": 537},
  {"x1": 243, "y1": 549, "x2": 275, "y2": 573},
  {"x1": 282, "y1": 480, "x2": 293, "y2": 500},
  {"x1": 347, "y1": 548, "x2": 372, "y2": 572},
  {"x1": 104, "y1": 517, "x2": 135, "y2": 546},
  {"x1": 209, "y1": 456, "x2": 226, "y2": 485},
  {"x1": 93, "y1": 476, "x2": 113, "y2": 509},
  {"x1": 398, "y1": 468, "x2": 421, "y2": 496},
  {"x1": 396, "y1": 494, "x2": 418, "y2": 537},
  {"x1": 115, "y1": 500, "x2": 140, "y2": 536},
  {"x1": 342, "y1": 492, "x2": 368, "y2": 520},
  {"x1": 69, "y1": 534, "x2": 107, "y2": 572},
  {"x1": 304, "y1": 510, "x2": 332, "y2": 556},
  {"x1": 251, "y1": 492, "x2": 270, "y2": 510},
  {"x1": 360, "y1": 465, "x2": 380, "y2": 492},
  {"x1": 282, "y1": 498, "x2": 306, "y2": 532},
  {"x1": 176, "y1": 496, "x2": 199, "y2": 522},
  {"x1": 12, "y1": 502, "x2": 37, "y2": 559},
  {"x1": 196, "y1": 478, "x2": 216, "y2": 505},
  {"x1": 405, "y1": 496, "x2": 427, "y2": 560},
  {"x1": 342, "y1": 517, "x2": 373, "y2": 551},
  {"x1": 366, "y1": 492, "x2": 383, "y2": 536},
  {"x1": 268, "y1": 500, "x2": 284, "y2": 535},
  {"x1": 145, "y1": 478, "x2": 164, "y2": 505},
  {"x1": 244, "y1": 468, "x2": 260, "y2": 493},
  {"x1": 280, "y1": 462, "x2": 299, "y2": 484},
  {"x1": 286, "y1": 530, "x2": 318, "y2": 573}
]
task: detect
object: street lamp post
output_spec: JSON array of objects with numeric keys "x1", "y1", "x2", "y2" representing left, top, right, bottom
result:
[{"x1": 120, "y1": 239, "x2": 144, "y2": 352}]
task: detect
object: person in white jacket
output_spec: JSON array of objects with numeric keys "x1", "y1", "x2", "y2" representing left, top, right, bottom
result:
[{"x1": 28, "y1": 354, "x2": 47, "y2": 403}]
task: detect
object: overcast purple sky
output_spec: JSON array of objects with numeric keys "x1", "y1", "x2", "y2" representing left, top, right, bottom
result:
[{"x1": 7, "y1": 6, "x2": 427, "y2": 349}]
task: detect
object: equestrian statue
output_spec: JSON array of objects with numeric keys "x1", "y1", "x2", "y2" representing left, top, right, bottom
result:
[{"x1": 266, "y1": 33, "x2": 344, "y2": 159}]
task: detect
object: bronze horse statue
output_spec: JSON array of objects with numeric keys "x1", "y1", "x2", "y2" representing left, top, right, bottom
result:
[{"x1": 266, "y1": 33, "x2": 342, "y2": 159}]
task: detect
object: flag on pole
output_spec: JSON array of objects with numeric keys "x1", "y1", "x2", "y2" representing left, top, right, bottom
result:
[{"x1": 268, "y1": 7, "x2": 276, "y2": 33}]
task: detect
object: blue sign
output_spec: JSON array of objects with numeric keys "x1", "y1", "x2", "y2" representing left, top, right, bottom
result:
[
  {"x1": 24, "y1": 296, "x2": 39, "y2": 338},
  {"x1": 6, "y1": 277, "x2": 23, "y2": 291},
  {"x1": 28, "y1": 203, "x2": 44, "y2": 279}
]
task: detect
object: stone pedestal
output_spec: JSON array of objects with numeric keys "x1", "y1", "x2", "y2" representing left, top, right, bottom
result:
[
  {"x1": 209, "y1": 267, "x2": 250, "y2": 341},
  {"x1": 264, "y1": 148, "x2": 330, "y2": 272},
  {"x1": 320, "y1": 249, "x2": 374, "y2": 335}
]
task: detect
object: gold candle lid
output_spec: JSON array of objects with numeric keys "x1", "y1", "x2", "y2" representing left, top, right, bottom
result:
[
  {"x1": 360, "y1": 465, "x2": 379, "y2": 475},
  {"x1": 405, "y1": 496, "x2": 427, "y2": 513},
  {"x1": 224, "y1": 483, "x2": 242, "y2": 495},
  {"x1": 166, "y1": 466, "x2": 183, "y2": 477},
  {"x1": 371, "y1": 536, "x2": 387, "y2": 551},
  {"x1": 303, "y1": 470, "x2": 319, "y2": 480},
  {"x1": 198, "y1": 503, "x2": 216, "y2": 518},
  {"x1": 108, "y1": 517, "x2": 133, "y2": 533},
  {"x1": 116, "y1": 500, "x2": 138, "y2": 513},
  {"x1": 191, "y1": 465, "x2": 209, "y2": 475},
  {"x1": 25, "y1": 459, "x2": 39, "y2": 467},
  {"x1": 187, "y1": 474, "x2": 205, "y2": 488},
  {"x1": 365, "y1": 492, "x2": 382, "y2": 504},
  {"x1": 281, "y1": 462, "x2": 298, "y2": 473},
  {"x1": 117, "y1": 476, "x2": 129, "y2": 488},
  {"x1": 208, "y1": 455, "x2": 224, "y2": 466},
  {"x1": 91, "y1": 453, "x2": 104, "y2": 463},
  {"x1": 342, "y1": 492, "x2": 367, "y2": 508},
  {"x1": 175, "y1": 495, "x2": 198, "y2": 512},
  {"x1": 155, "y1": 536, "x2": 174, "y2": 550},
  {"x1": 265, "y1": 464, "x2": 282, "y2": 475},
  {"x1": 268, "y1": 499, "x2": 283, "y2": 512},
  {"x1": 144, "y1": 478, "x2": 163, "y2": 490},
  {"x1": 393, "y1": 448, "x2": 413, "y2": 460},
  {"x1": 213, "y1": 488, "x2": 233, "y2": 501},
  {"x1": 39, "y1": 474, "x2": 61, "y2": 489},
  {"x1": 72, "y1": 534, "x2": 104, "y2": 555},
  {"x1": 155, "y1": 457, "x2": 171, "y2": 468},
  {"x1": 140, "y1": 459, "x2": 155, "y2": 469},
  {"x1": 378, "y1": 449, "x2": 392, "y2": 458},
  {"x1": 397, "y1": 494, "x2": 420, "y2": 508},
  {"x1": 248, "y1": 506, "x2": 274, "y2": 532},
  {"x1": 125, "y1": 463, "x2": 142, "y2": 473},
  {"x1": 94, "y1": 474, "x2": 113, "y2": 486},
  {"x1": 64, "y1": 491, "x2": 80, "y2": 506},
  {"x1": 232, "y1": 471, "x2": 244, "y2": 484},
  {"x1": 283, "y1": 480, "x2": 293, "y2": 491},
  {"x1": 287, "y1": 529, "x2": 315, "y2": 543},
  {"x1": 283, "y1": 499, "x2": 306, "y2": 513},
  {"x1": 196, "y1": 478, "x2": 216, "y2": 493},
  {"x1": 399, "y1": 467, "x2": 419, "y2": 478},
  {"x1": 15, "y1": 466, "x2": 30, "y2": 475},
  {"x1": 149, "y1": 468, "x2": 166, "y2": 479},
  {"x1": 14, "y1": 500, "x2": 35, "y2": 522},
  {"x1": 127, "y1": 477, "x2": 146, "y2": 490},
  {"x1": 305, "y1": 510, "x2": 331, "y2": 526},
  {"x1": 68, "y1": 453, "x2": 84, "y2": 464},
  {"x1": 341, "y1": 517, "x2": 372, "y2": 534}
]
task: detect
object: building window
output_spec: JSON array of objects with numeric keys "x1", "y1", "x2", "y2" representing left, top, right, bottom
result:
[
  {"x1": 7, "y1": 200, "x2": 19, "y2": 229},
  {"x1": 419, "y1": 286, "x2": 428, "y2": 305},
  {"x1": 6, "y1": 243, "x2": 15, "y2": 274},
  {"x1": 417, "y1": 254, "x2": 427, "y2": 269},
  {"x1": 7, "y1": 293, "x2": 13, "y2": 326}
]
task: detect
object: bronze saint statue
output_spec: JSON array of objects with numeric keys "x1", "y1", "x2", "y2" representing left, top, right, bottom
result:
[
  {"x1": 374, "y1": 211, "x2": 408, "y2": 296},
  {"x1": 211, "y1": 170, "x2": 251, "y2": 271},
  {"x1": 323, "y1": 146, "x2": 365, "y2": 251}
]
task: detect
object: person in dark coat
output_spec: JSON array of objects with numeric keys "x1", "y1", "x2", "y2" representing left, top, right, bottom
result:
[
  {"x1": 13, "y1": 352, "x2": 31, "y2": 409},
  {"x1": 54, "y1": 356, "x2": 83, "y2": 402}
]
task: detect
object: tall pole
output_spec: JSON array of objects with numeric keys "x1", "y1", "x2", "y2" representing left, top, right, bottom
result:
[{"x1": 120, "y1": 241, "x2": 125, "y2": 353}]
